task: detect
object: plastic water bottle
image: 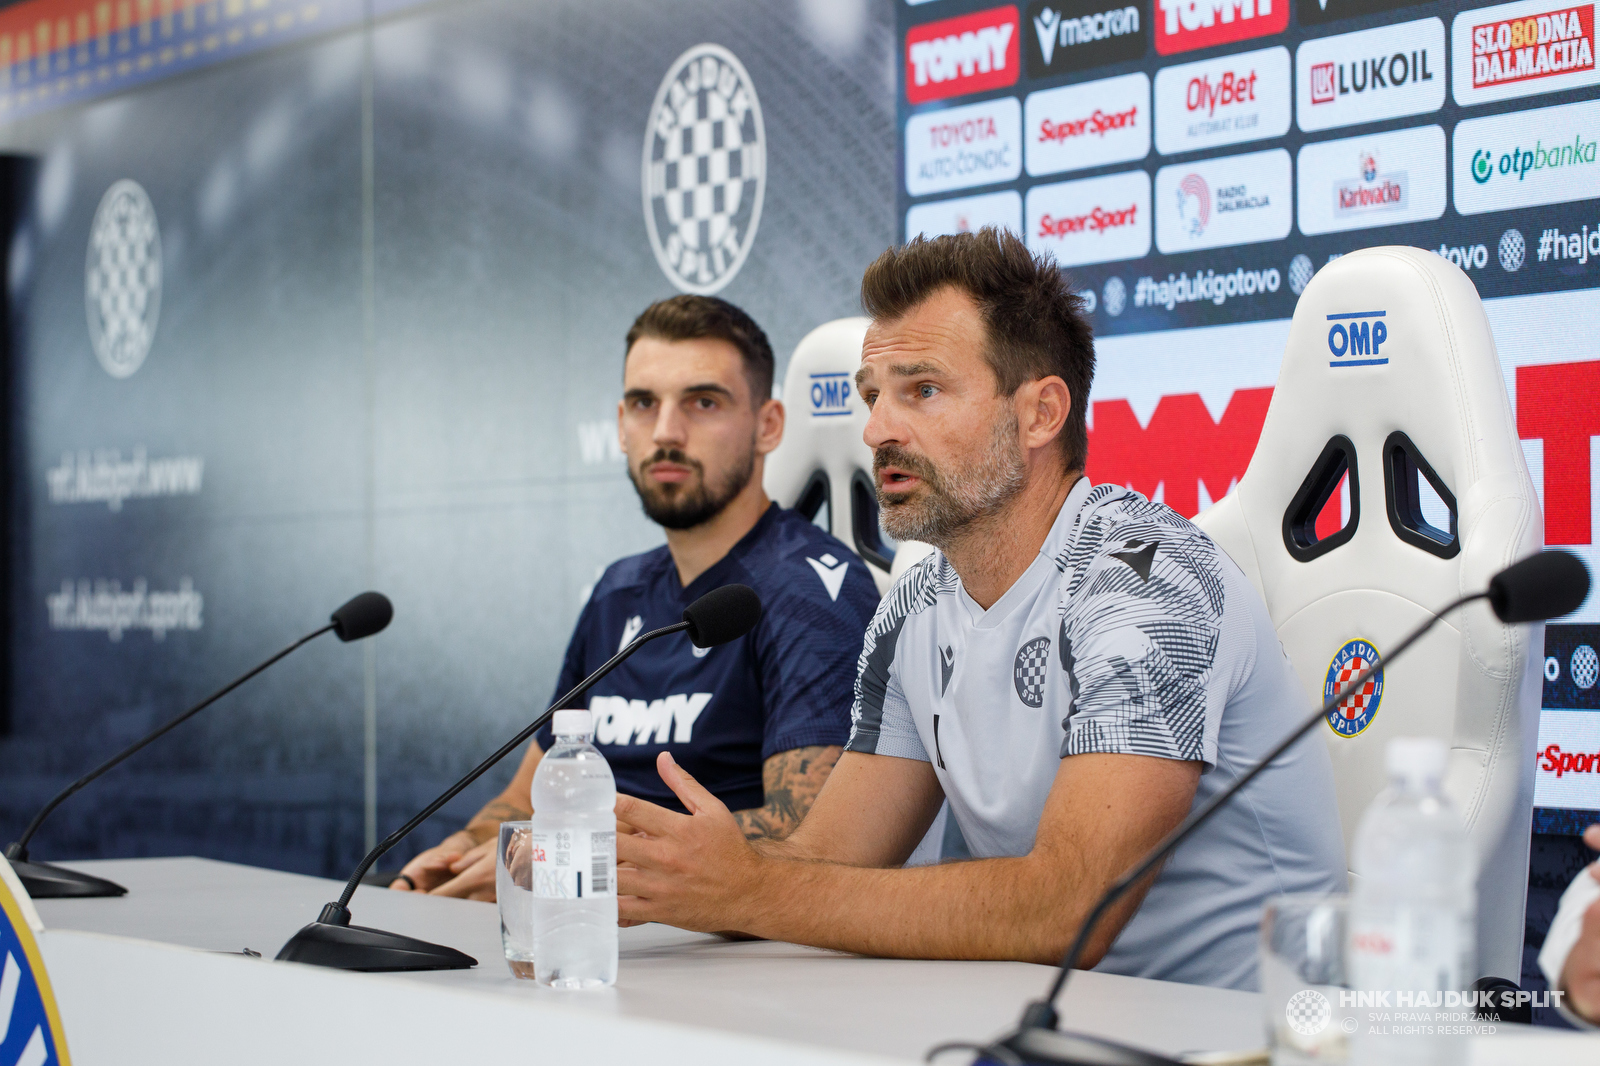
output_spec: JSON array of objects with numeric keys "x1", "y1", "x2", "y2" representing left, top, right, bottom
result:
[
  {"x1": 1348, "y1": 736, "x2": 1475, "y2": 1066},
  {"x1": 528, "y1": 709, "x2": 617, "y2": 989}
]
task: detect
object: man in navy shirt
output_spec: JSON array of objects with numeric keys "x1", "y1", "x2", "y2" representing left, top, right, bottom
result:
[{"x1": 392, "y1": 295, "x2": 880, "y2": 899}]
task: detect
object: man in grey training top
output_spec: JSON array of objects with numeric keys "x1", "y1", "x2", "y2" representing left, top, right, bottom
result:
[{"x1": 609, "y1": 229, "x2": 1346, "y2": 989}]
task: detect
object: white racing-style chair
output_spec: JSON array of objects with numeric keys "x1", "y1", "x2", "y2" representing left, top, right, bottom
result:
[
  {"x1": 763, "y1": 317, "x2": 898, "y2": 595},
  {"x1": 1194, "y1": 246, "x2": 1544, "y2": 984}
]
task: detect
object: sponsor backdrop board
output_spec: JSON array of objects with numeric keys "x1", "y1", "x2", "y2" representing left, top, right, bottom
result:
[
  {"x1": 897, "y1": 0, "x2": 1600, "y2": 859},
  {"x1": 0, "y1": 0, "x2": 896, "y2": 882}
]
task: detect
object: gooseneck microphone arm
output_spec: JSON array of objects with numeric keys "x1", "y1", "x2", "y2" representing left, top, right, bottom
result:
[
  {"x1": 1021, "y1": 590, "x2": 1486, "y2": 1034},
  {"x1": 7, "y1": 623, "x2": 335, "y2": 866},
  {"x1": 325, "y1": 619, "x2": 689, "y2": 917}
]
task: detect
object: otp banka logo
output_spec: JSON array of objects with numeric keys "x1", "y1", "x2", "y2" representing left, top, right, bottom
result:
[
  {"x1": 644, "y1": 45, "x2": 766, "y2": 296},
  {"x1": 1471, "y1": 136, "x2": 1599, "y2": 184},
  {"x1": 809, "y1": 372, "x2": 853, "y2": 417},
  {"x1": 1326, "y1": 310, "x2": 1388, "y2": 367}
]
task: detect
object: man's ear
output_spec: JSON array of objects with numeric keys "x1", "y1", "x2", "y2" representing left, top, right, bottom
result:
[
  {"x1": 755, "y1": 397, "x2": 785, "y2": 457},
  {"x1": 616, "y1": 399, "x2": 627, "y2": 453},
  {"x1": 1018, "y1": 376, "x2": 1070, "y2": 455}
]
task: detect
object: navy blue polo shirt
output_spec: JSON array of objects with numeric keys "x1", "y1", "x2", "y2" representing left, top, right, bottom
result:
[{"x1": 535, "y1": 505, "x2": 880, "y2": 812}]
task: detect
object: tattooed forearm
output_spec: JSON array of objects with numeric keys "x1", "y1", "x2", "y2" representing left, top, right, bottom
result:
[
  {"x1": 464, "y1": 800, "x2": 533, "y2": 844},
  {"x1": 732, "y1": 745, "x2": 842, "y2": 841}
]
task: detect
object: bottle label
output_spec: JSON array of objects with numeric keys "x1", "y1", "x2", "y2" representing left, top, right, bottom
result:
[
  {"x1": 1349, "y1": 907, "x2": 1468, "y2": 994},
  {"x1": 528, "y1": 829, "x2": 615, "y2": 899}
]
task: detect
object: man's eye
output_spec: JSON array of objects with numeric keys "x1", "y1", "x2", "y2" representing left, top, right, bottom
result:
[
  {"x1": 695, "y1": 397, "x2": 717, "y2": 409},
  {"x1": 863, "y1": 392, "x2": 877, "y2": 408},
  {"x1": 918, "y1": 384, "x2": 938, "y2": 399}
]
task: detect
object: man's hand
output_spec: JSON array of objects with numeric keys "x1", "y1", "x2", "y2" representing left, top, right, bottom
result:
[
  {"x1": 390, "y1": 833, "x2": 498, "y2": 900},
  {"x1": 1560, "y1": 824, "x2": 1600, "y2": 1024},
  {"x1": 615, "y1": 752, "x2": 766, "y2": 932}
]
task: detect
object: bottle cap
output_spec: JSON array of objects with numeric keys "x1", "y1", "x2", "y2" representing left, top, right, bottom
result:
[
  {"x1": 552, "y1": 709, "x2": 592, "y2": 737},
  {"x1": 1386, "y1": 735, "x2": 1448, "y2": 788}
]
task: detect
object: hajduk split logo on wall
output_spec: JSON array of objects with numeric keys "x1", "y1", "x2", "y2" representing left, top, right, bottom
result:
[
  {"x1": 0, "y1": 859, "x2": 71, "y2": 1066},
  {"x1": 644, "y1": 44, "x2": 765, "y2": 296},
  {"x1": 85, "y1": 180, "x2": 161, "y2": 380}
]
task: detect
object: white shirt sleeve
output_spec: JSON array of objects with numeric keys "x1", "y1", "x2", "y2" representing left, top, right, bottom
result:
[{"x1": 1539, "y1": 860, "x2": 1600, "y2": 1030}]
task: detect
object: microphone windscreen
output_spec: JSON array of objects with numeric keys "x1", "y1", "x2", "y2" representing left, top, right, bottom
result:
[
  {"x1": 682, "y1": 584, "x2": 762, "y2": 648},
  {"x1": 331, "y1": 592, "x2": 394, "y2": 642},
  {"x1": 1487, "y1": 550, "x2": 1590, "y2": 623}
]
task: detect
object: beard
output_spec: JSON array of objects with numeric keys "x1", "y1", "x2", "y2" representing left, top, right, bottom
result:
[
  {"x1": 874, "y1": 413, "x2": 1027, "y2": 548},
  {"x1": 627, "y1": 445, "x2": 755, "y2": 531}
]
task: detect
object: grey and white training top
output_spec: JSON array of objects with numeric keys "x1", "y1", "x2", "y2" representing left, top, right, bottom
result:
[{"x1": 846, "y1": 479, "x2": 1346, "y2": 990}]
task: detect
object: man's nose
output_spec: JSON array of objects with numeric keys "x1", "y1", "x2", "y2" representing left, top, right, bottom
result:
[
  {"x1": 862, "y1": 393, "x2": 903, "y2": 452},
  {"x1": 652, "y1": 401, "x2": 688, "y2": 447}
]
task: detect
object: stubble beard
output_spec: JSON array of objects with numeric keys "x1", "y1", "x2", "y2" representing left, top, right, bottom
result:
[
  {"x1": 874, "y1": 413, "x2": 1027, "y2": 549},
  {"x1": 628, "y1": 444, "x2": 756, "y2": 531}
]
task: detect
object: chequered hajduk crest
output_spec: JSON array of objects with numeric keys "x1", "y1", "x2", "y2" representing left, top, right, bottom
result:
[
  {"x1": 644, "y1": 44, "x2": 765, "y2": 295},
  {"x1": 1013, "y1": 636, "x2": 1052, "y2": 708},
  {"x1": 86, "y1": 179, "x2": 161, "y2": 379},
  {"x1": 1285, "y1": 989, "x2": 1332, "y2": 1036}
]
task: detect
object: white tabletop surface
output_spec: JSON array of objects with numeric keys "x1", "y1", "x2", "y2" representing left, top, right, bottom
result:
[{"x1": 33, "y1": 856, "x2": 1266, "y2": 1062}]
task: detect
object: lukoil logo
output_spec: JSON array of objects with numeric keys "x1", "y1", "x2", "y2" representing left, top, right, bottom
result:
[
  {"x1": 1326, "y1": 311, "x2": 1389, "y2": 368},
  {"x1": 1025, "y1": 72, "x2": 1150, "y2": 176},
  {"x1": 809, "y1": 373, "x2": 853, "y2": 417},
  {"x1": 1453, "y1": 0, "x2": 1600, "y2": 105},
  {"x1": 1153, "y1": 46, "x2": 1290, "y2": 155},
  {"x1": 1296, "y1": 18, "x2": 1446, "y2": 134},
  {"x1": 905, "y1": 96, "x2": 1022, "y2": 197},
  {"x1": 1155, "y1": 0, "x2": 1288, "y2": 56},
  {"x1": 1025, "y1": 0, "x2": 1147, "y2": 75},
  {"x1": 906, "y1": 6, "x2": 1020, "y2": 104}
]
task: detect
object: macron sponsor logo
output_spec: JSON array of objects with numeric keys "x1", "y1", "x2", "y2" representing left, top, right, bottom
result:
[
  {"x1": 618, "y1": 615, "x2": 644, "y2": 654},
  {"x1": 806, "y1": 553, "x2": 849, "y2": 601},
  {"x1": 592, "y1": 692, "x2": 714, "y2": 745}
]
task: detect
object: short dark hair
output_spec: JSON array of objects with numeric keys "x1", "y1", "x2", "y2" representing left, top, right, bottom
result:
[
  {"x1": 624, "y1": 295, "x2": 775, "y2": 404},
  {"x1": 859, "y1": 228, "x2": 1095, "y2": 471}
]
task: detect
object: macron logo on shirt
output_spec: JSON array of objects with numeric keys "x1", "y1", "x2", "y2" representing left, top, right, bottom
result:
[
  {"x1": 591, "y1": 692, "x2": 713, "y2": 745},
  {"x1": 806, "y1": 553, "x2": 849, "y2": 601}
]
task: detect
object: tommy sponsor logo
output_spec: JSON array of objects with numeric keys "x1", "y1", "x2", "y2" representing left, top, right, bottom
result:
[
  {"x1": 809, "y1": 373, "x2": 854, "y2": 418},
  {"x1": 905, "y1": 96, "x2": 1022, "y2": 197},
  {"x1": 591, "y1": 692, "x2": 714, "y2": 745},
  {"x1": 906, "y1": 6, "x2": 1020, "y2": 104},
  {"x1": 1155, "y1": 148, "x2": 1292, "y2": 252},
  {"x1": 1298, "y1": 18, "x2": 1444, "y2": 133},
  {"x1": 1026, "y1": 0, "x2": 1147, "y2": 75},
  {"x1": 1155, "y1": 0, "x2": 1288, "y2": 56},
  {"x1": 1299, "y1": 125, "x2": 1445, "y2": 234},
  {"x1": 1153, "y1": 46, "x2": 1290, "y2": 155},
  {"x1": 1025, "y1": 72, "x2": 1149, "y2": 177},
  {"x1": 1453, "y1": 0, "x2": 1600, "y2": 105},
  {"x1": 805, "y1": 553, "x2": 850, "y2": 602},
  {"x1": 1026, "y1": 170, "x2": 1151, "y2": 267},
  {"x1": 905, "y1": 189, "x2": 1023, "y2": 241},
  {"x1": 1326, "y1": 310, "x2": 1388, "y2": 367},
  {"x1": 1296, "y1": 0, "x2": 1432, "y2": 27}
]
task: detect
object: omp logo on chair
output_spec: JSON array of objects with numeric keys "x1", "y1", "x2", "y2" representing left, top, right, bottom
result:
[{"x1": 0, "y1": 860, "x2": 70, "y2": 1066}]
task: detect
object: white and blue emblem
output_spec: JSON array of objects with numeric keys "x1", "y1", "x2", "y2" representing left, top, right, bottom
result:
[
  {"x1": 1325, "y1": 639, "x2": 1383, "y2": 738},
  {"x1": 0, "y1": 862, "x2": 71, "y2": 1065}
]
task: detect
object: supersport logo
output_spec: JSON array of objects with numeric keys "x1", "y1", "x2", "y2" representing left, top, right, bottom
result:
[
  {"x1": 1038, "y1": 105, "x2": 1139, "y2": 142},
  {"x1": 1037, "y1": 203, "x2": 1140, "y2": 236}
]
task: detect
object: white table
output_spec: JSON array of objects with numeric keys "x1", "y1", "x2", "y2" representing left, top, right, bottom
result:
[{"x1": 25, "y1": 857, "x2": 1595, "y2": 1064}]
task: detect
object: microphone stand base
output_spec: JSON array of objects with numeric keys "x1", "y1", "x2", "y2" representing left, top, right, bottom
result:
[
  {"x1": 994, "y1": 1027, "x2": 1184, "y2": 1066},
  {"x1": 10, "y1": 859, "x2": 127, "y2": 899},
  {"x1": 275, "y1": 920, "x2": 477, "y2": 972}
]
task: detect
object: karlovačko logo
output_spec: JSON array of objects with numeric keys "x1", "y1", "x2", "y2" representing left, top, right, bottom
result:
[
  {"x1": 1026, "y1": 0, "x2": 1147, "y2": 77},
  {"x1": 1296, "y1": 0, "x2": 1430, "y2": 27},
  {"x1": 643, "y1": 44, "x2": 765, "y2": 296},
  {"x1": 1470, "y1": 5, "x2": 1594, "y2": 92},
  {"x1": 906, "y1": 5, "x2": 1021, "y2": 104},
  {"x1": 1155, "y1": 0, "x2": 1288, "y2": 56},
  {"x1": 1326, "y1": 311, "x2": 1389, "y2": 367},
  {"x1": 1326, "y1": 638, "x2": 1384, "y2": 735},
  {"x1": 1336, "y1": 149, "x2": 1409, "y2": 218}
]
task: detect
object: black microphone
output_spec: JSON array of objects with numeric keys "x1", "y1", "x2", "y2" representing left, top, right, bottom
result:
[
  {"x1": 5, "y1": 592, "x2": 394, "y2": 900},
  {"x1": 276, "y1": 583, "x2": 762, "y2": 972},
  {"x1": 933, "y1": 550, "x2": 1588, "y2": 1066}
]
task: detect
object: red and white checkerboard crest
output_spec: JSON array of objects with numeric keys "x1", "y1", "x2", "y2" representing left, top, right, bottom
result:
[{"x1": 1324, "y1": 638, "x2": 1383, "y2": 738}]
